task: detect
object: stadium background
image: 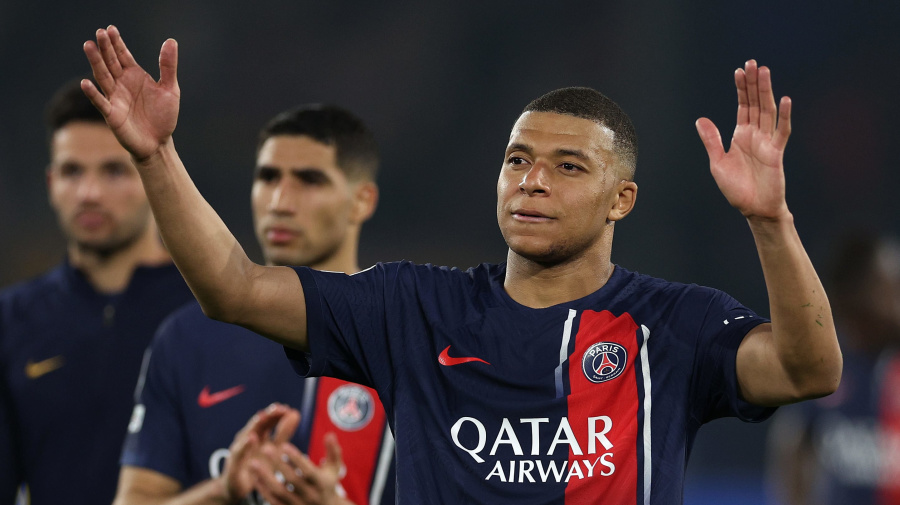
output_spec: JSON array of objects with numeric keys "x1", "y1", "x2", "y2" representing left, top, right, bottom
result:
[{"x1": 2, "y1": 1, "x2": 899, "y2": 503}]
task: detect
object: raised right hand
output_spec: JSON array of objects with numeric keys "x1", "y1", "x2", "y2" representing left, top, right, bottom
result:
[{"x1": 82, "y1": 25, "x2": 180, "y2": 161}]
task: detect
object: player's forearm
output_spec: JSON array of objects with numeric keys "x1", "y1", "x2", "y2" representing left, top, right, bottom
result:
[
  {"x1": 749, "y1": 213, "x2": 841, "y2": 399},
  {"x1": 133, "y1": 140, "x2": 260, "y2": 324},
  {"x1": 162, "y1": 479, "x2": 237, "y2": 505},
  {"x1": 114, "y1": 478, "x2": 235, "y2": 505}
]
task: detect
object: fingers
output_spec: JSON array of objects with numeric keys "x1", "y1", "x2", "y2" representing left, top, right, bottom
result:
[
  {"x1": 695, "y1": 118, "x2": 725, "y2": 163},
  {"x1": 735, "y1": 68, "x2": 749, "y2": 126},
  {"x1": 231, "y1": 430, "x2": 260, "y2": 464},
  {"x1": 82, "y1": 40, "x2": 115, "y2": 107},
  {"x1": 80, "y1": 78, "x2": 111, "y2": 117},
  {"x1": 251, "y1": 458, "x2": 303, "y2": 505},
  {"x1": 282, "y1": 445, "x2": 323, "y2": 502},
  {"x1": 774, "y1": 96, "x2": 792, "y2": 150},
  {"x1": 322, "y1": 433, "x2": 343, "y2": 471},
  {"x1": 249, "y1": 403, "x2": 291, "y2": 440},
  {"x1": 744, "y1": 60, "x2": 760, "y2": 126},
  {"x1": 272, "y1": 407, "x2": 301, "y2": 445},
  {"x1": 756, "y1": 66, "x2": 778, "y2": 136},
  {"x1": 251, "y1": 446, "x2": 317, "y2": 505},
  {"x1": 96, "y1": 28, "x2": 123, "y2": 78},
  {"x1": 108, "y1": 25, "x2": 139, "y2": 69},
  {"x1": 159, "y1": 39, "x2": 179, "y2": 91}
]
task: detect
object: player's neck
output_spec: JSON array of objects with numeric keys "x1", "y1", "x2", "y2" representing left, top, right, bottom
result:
[
  {"x1": 276, "y1": 241, "x2": 361, "y2": 275},
  {"x1": 504, "y1": 247, "x2": 614, "y2": 309},
  {"x1": 68, "y1": 223, "x2": 172, "y2": 294}
]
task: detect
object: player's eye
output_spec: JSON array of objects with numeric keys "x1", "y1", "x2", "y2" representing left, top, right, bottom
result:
[
  {"x1": 507, "y1": 156, "x2": 529, "y2": 166},
  {"x1": 560, "y1": 162, "x2": 583, "y2": 172},
  {"x1": 297, "y1": 171, "x2": 329, "y2": 186},
  {"x1": 103, "y1": 162, "x2": 131, "y2": 177},
  {"x1": 255, "y1": 167, "x2": 280, "y2": 183},
  {"x1": 58, "y1": 163, "x2": 82, "y2": 177}
]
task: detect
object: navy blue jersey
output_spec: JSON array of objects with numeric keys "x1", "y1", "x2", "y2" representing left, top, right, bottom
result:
[
  {"x1": 0, "y1": 261, "x2": 192, "y2": 505},
  {"x1": 122, "y1": 302, "x2": 395, "y2": 505},
  {"x1": 287, "y1": 262, "x2": 774, "y2": 505},
  {"x1": 774, "y1": 348, "x2": 900, "y2": 504}
]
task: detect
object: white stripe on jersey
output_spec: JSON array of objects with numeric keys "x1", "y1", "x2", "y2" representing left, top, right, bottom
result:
[
  {"x1": 133, "y1": 347, "x2": 153, "y2": 402},
  {"x1": 555, "y1": 309, "x2": 577, "y2": 398},
  {"x1": 369, "y1": 424, "x2": 395, "y2": 505},
  {"x1": 301, "y1": 376, "x2": 319, "y2": 421},
  {"x1": 640, "y1": 324, "x2": 652, "y2": 505}
]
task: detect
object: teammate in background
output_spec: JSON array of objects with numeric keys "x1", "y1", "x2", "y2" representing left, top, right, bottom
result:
[
  {"x1": 0, "y1": 80, "x2": 193, "y2": 505},
  {"x1": 82, "y1": 27, "x2": 842, "y2": 504},
  {"x1": 767, "y1": 233, "x2": 900, "y2": 505},
  {"x1": 113, "y1": 106, "x2": 394, "y2": 505}
]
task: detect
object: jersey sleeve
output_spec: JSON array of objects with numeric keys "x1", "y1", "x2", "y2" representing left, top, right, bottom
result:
[
  {"x1": 119, "y1": 314, "x2": 190, "y2": 485},
  {"x1": 689, "y1": 288, "x2": 775, "y2": 424},
  {"x1": 285, "y1": 264, "x2": 395, "y2": 388}
]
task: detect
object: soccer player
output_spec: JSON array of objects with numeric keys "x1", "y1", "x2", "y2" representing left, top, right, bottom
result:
[
  {"x1": 113, "y1": 106, "x2": 395, "y2": 505},
  {"x1": 0, "y1": 80, "x2": 193, "y2": 505},
  {"x1": 82, "y1": 26, "x2": 843, "y2": 504},
  {"x1": 766, "y1": 233, "x2": 900, "y2": 505}
]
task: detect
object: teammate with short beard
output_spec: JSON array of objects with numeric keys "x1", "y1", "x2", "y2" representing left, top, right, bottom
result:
[{"x1": 0, "y1": 80, "x2": 193, "y2": 505}]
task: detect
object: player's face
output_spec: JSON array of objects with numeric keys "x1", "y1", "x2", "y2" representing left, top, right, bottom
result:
[
  {"x1": 252, "y1": 135, "x2": 357, "y2": 267},
  {"x1": 497, "y1": 111, "x2": 634, "y2": 264},
  {"x1": 868, "y1": 242, "x2": 900, "y2": 344},
  {"x1": 47, "y1": 122, "x2": 151, "y2": 255}
]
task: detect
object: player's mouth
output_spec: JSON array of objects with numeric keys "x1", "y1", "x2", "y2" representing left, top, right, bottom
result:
[
  {"x1": 511, "y1": 208, "x2": 554, "y2": 223},
  {"x1": 73, "y1": 210, "x2": 109, "y2": 229},
  {"x1": 266, "y1": 227, "x2": 300, "y2": 245}
]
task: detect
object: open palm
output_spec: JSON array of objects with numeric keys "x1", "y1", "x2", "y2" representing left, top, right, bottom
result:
[
  {"x1": 696, "y1": 60, "x2": 792, "y2": 220},
  {"x1": 82, "y1": 26, "x2": 180, "y2": 161}
]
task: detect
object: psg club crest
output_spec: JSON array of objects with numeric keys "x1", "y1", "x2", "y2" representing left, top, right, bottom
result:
[
  {"x1": 327, "y1": 384, "x2": 375, "y2": 431},
  {"x1": 582, "y1": 342, "x2": 628, "y2": 384}
]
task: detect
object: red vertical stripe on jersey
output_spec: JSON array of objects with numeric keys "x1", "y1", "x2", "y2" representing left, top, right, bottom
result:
[
  {"x1": 878, "y1": 356, "x2": 900, "y2": 505},
  {"x1": 307, "y1": 377, "x2": 387, "y2": 505},
  {"x1": 566, "y1": 310, "x2": 640, "y2": 504}
]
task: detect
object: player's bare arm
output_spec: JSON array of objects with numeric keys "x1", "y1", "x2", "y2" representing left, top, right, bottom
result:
[
  {"x1": 81, "y1": 26, "x2": 308, "y2": 350},
  {"x1": 695, "y1": 60, "x2": 841, "y2": 407}
]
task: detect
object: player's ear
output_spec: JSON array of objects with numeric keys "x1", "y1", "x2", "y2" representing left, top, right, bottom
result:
[
  {"x1": 607, "y1": 180, "x2": 637, "y2": 223},
  {"x1": 350, "y1": 181, "x2": 379, "y2": 224}
]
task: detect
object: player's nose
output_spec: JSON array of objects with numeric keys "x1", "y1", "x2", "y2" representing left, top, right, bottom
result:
[
  {"x1": 519, "y1": 162, "x2": 550, "y2": 196},
  {"x1": 267, "y1": 180, "x2": 297, "y2": 214}
]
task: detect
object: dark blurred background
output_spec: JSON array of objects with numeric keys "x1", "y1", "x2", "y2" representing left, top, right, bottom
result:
[{"x1": 3, "y1": 1, "x2": 899, "y2": 503}]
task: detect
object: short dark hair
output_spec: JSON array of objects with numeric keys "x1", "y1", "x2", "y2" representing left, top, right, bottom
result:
[
  {"x1": 523, "y1": 87, "x2": 637, "y2": 179},
  {"x1": 257, "y1": 104, "x2": 379, "y2": 181},
  {"x1": 831, "y1": 233, "x2": 883, "y2": 310},
  {"x1": 45, "y1": 79, "x2": 105, "y2": 140},
  {"x1": 829, "y1": 232, "x2": 900, "y2": 319}
]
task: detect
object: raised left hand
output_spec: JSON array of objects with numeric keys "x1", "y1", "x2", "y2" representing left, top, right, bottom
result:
[{"x1": 695, "y1": 60, "x2": 792, "y2": 221}]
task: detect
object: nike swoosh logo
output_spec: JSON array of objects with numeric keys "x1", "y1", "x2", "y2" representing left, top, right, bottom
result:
[
  {"x1": 197, "y1": 385, "x2": 246, "y2": 408},
  {"x1": 438, "y1": 346, "x2": 490, "y2": 366},
  {"x1": 25, "y1": 356, "x2": 65, "y2": 379}
]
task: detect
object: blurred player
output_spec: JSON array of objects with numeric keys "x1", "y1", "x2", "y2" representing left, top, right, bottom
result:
[
  {"x1": 81, "y1": 27, "x2": 842, "y2": 504},
  {"x1": 767, "y1": 233, "x2": 900, "y2": 505},
  {"x1": 0, "y1": 80, "x2": 193, "y2": 505},
  {"x1": 113, "y1": 105, "x2": 394, "y2": 505}
]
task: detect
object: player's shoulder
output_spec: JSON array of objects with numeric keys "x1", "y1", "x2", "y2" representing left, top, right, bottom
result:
[
  {"x1": 0, "y1": 263, "x2": 69, "y2": 324},
  {"x1": 355, "y1": 260, "x2": 500, "y2": 290},
  {"x1": 151, "y1": 300, "x2": 243, "y2": 349},
  {"x1": 611, "y1": 265, "x2": 731, "y2": 310}
]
